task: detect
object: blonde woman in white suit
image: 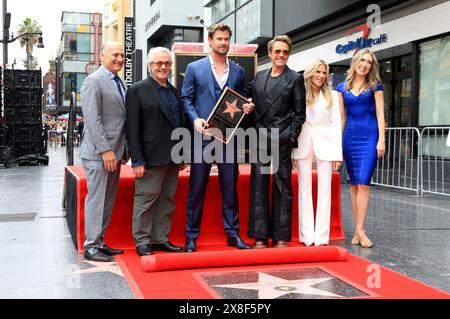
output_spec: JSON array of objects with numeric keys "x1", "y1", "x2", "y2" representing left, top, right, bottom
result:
[{"x1": 292, "y1": 59, "x2": 342, "y2": 246}]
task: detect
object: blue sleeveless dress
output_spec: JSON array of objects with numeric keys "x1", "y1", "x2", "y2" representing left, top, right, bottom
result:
[{"x1": 336, "y1": 82, "x2": 383, "y2": 185}]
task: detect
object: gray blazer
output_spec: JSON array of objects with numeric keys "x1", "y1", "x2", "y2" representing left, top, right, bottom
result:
[{"x1": 80, "y1": 66, "x2": 128, "y2": 162}]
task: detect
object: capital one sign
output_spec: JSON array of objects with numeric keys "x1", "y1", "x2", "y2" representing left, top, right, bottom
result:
[{"x1": 335, "y1": 4, "x2": 387, "y2": 55}]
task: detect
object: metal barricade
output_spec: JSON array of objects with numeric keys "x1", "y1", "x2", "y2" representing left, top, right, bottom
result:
[
  {"x1": 420, "y1": 127, "x2": 450, "y2": 197},
  {"x1": 372, "y1": 127, "x2": 422, "y2": 195},
  {"x1": 66, "y1": 92, "x2": 77, "y2": 166},
  {"x1": 47, "y1": 129, "x2": 67, "y2": 146},
  {"x1": 62, "y1": 92, "x2": 77, "y2": 209}
]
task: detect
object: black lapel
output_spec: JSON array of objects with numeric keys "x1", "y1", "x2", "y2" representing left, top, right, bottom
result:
[
  {"x1": 145, "y1": 77, "x2": 174, "y2": 125},
  {"x1": 268, "y1": 66, "x2": 292, "y2": 104},
  {"x1": 168, "y1": 82, "x2": 185, "y2": 125},
  {"x1": 254, "y1": 69, "x2": 271, "y2": 121}
]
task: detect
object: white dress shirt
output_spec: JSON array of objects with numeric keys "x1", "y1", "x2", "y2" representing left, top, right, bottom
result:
[{"x1": 208, "y1": 54, "x2": 229, "y2": 89}]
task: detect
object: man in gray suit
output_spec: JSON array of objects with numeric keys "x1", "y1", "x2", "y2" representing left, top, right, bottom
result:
[{"x1": 80, "y1": 41, "x2": 128, "y2": 262}]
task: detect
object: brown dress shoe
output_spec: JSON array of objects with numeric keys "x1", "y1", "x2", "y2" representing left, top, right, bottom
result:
[
  {"x1": 272, "y1": 240, "x2": 288, "y2": 248},
  {"x1": 253, "y1": 239, "x2": 268, "y2": 249}
]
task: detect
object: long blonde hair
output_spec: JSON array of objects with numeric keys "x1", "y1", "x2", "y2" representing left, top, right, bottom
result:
[
  {"x1": 304, "y1": 59, "x2": 333, "y2": 108},
  {"x1": 344, "y1": 49, "x2": 381, "y2": 92}
]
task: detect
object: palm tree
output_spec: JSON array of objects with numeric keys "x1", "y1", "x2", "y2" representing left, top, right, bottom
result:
[
  {"x1": 22, "y1": 56, "x2": 39, "y2": 70},
  {"x1": 17, "y1": 18, "x2": 42, "y2": 70}
]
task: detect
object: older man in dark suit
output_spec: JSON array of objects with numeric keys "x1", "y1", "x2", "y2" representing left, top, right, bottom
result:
[
  {"x1": 246, "y1": 35, "x2": 306, "y2": 249},
  {"x1": 126, "y1": 47, "x2": 185, "y2": 256}
]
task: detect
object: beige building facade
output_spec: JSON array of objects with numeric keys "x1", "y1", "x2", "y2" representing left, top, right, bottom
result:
[{"x1": 103, "y1": 0, "x2": 132, "y2": 77}]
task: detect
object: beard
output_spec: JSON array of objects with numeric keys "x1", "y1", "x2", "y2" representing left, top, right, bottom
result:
[{"x1": 211, "y1": 46, "x2": 229, "y2": 56}]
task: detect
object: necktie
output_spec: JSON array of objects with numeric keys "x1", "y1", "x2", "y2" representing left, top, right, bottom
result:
[{"x1": 113, "y1": 75, "x2": 124, "y2": 100}]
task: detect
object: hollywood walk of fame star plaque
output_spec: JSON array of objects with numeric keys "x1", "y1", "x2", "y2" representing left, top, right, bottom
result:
[
  {"x1": 206, "y1": 87, "x2": 249, "y2": 144},
  {"x1": 195, "y1": 267, "x2": 371, "y2": 299}
]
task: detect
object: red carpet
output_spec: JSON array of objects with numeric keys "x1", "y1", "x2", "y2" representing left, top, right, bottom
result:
[
  {"x1": 141, "y1": 246, "x2": 348, "y2": 272},
  {"x1": 66, "y1": 165, "x2": 344, "y2": 252},
  {"x1": 115, "y1": 246, "x2": 450, "y2": 299}
]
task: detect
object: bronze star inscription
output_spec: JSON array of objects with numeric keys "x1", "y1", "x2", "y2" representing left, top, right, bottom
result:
[{"x1": 223, "y1": 99, "x2": 242, "y2": 119}]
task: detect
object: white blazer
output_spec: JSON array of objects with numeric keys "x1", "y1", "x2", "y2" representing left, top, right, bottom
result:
[{"x1": 292, "y1": 90, "x2": 343, "y2": 161}]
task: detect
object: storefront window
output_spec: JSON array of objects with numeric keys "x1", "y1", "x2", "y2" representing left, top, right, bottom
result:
[
  {"x1": 89, "y1": 35, "x2": 102, "y2": 55},
  {"x1": 76, "y1": 25, "x2": 90, "y2": 33},
  {"x1": 63, "y1": 73, "x2": 86, "y2": 101},
  {"x1": 64, "y1": 73, "x2": 77, "y2": 101},
  {"x1": 400, "y1": 55, "x2": 412, "y2": 73},
  {"x1": 77, "y1": 53, "x2": 90, "y2": 61},
  {"x1": 77, "y1": 34, "x2": 90, "y2": 53},
  {"x1": 379, "y1": 60, "x2": 393, "y2": 126},
  {"x1": 419, "y1": 35, "x2": 450, "y2": 126},
  {"x1": 173, "y1": 29, "x2": 183, "y2": 42},
  {"x1": 183, "y1": 29, "x2": 202, "y2": 43},
  {"x1": 220, "y1": 14, "x2": 235, "y2": 43},
  {"x1": 77, "y1": 73, "x2": 87, "y2": 92},
  {"x1": 236, "y1": 0, "x2": 260, "y2": 43},
  {"x1": 399, "y1": 78, "x2": 412, "y2": 127},
  {"x1": 225, "y1": 0, "x2": 235, "y2": 15},
  {"x1": 237, "y1": 0, "x2": 250, "y2": 7},
  {"x1": 158, "y1": 28, "x2": 202, "y2": 48},
  {"x1": 212, "y1": 0, "x2": 235, "y2": 23},
  {"x1": 104, "y1": 4, "x2": 110, "y2": 19},
  {"x1": 63, "y1": 12, "x2": 90, "y2": 25},
  {"x1": 64, "y1": 33, "x2": 77, "y2": 55},
  {"x1": 62, "y1": 24, "x2": 78, "y2": 33}
]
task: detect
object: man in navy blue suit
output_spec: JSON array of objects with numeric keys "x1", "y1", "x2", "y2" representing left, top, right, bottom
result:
[{"x1": 181, "y1": 23, "x2": 254, "y2": 252}]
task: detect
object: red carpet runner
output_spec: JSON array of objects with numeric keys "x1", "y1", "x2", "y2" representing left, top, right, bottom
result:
[
  {"x1": 115, "y1": 246, "x2": 450, "y2": 299},
  {"x1": 141, "y1": 246, "x2": 348, "y2": 272},
  {"x1": 67, "y1": 165, "x2": 450, "y2": 298},
  {"x1": 66, "y1": 165, "x2": 345, "y2": 252}
]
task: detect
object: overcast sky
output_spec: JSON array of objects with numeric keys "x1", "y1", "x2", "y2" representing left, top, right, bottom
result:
[{"x1": 0, "y1": 0, "x2": 104, "y2": 72}]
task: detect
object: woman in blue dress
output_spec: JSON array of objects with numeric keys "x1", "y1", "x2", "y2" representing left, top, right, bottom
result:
[{"x1": 337, "y1": 49, "x2": 386, "y2": 248}]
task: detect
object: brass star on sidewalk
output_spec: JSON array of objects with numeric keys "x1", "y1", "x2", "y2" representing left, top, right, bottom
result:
[
  {"x1": 213, "y1": 272, "x2": 342, "y2": 299},
  {"x1": 65, "y1": 260, "x2": 125, "y2": 277},
  {"x1": 223, "y1": 99, "x2": 242, "y2": 119}
]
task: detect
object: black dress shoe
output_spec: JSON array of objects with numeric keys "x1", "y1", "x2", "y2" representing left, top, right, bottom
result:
[
  {"x1": 227, "y1": 236, "x2": 252, "y2": 249},
  {"x1": 272, "y1": 240, "x2": 288, "y2": 248},
  {"x1": 253, "y1": 238, "x2": 269, "y2": 249},
  {"x1": 136, "y1": 244, "x2": 153, "y2": 256},
  {"x1": 152, "y1": 242, "x2": 182, "y2": 252},
  {"x1": 183, "y1": 238, "x2": 196, "y2": 252},
  {"x1": 84, "y1": 247, "x2": 113, "y2": 262},
  {"x1": 98, "y1": 244, "x2": 124, "y2": 255}
]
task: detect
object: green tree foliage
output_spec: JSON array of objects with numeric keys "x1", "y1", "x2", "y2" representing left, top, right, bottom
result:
[{"x1": 17, "y1": 18, "x2": 42, "y2": 70}]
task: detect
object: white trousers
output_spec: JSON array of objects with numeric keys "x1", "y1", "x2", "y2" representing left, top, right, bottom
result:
[{"x1": 297, "y1": 146, "x2": 333, "y2": 246}]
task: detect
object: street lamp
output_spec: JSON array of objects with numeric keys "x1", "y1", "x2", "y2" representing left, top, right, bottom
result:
[
  {"x1": 2, "y1": 0, "x2": 10, "y2": 64},
  {"x1": 1, "y1": 31, "x2": 45, "y2": 66},
  {"x1": 37, "y1": 34, "x2": 44, "y2": 48},
  {"x1": 7, "y1": 32, "x2": 45, "y2": 69}
]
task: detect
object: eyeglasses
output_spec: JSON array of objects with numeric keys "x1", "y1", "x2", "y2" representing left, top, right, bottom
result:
[
  {"x1": 273, "y1": 49, "x2": 290, "y2": 56},
  {"x1": 151, "y1": 61, "x2": 172, "y2": 67}
]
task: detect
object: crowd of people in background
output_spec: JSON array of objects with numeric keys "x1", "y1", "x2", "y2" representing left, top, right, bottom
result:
[{"x1": 41, "y1": 119, "x2": 84, "y2": 150}]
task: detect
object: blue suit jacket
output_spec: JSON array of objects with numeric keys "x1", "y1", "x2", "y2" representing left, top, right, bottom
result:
[{"x1": 181, "y1": 56, "x2": 245, "y2": 125}]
